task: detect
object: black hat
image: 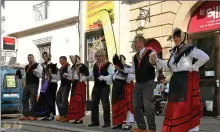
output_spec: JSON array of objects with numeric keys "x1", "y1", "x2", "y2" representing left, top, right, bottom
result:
[
  {"x1": 113, "y1": 54, "x2": 124, "y2": 69},
  {"x1": 157, "y1": 74, "x2": 166, "y2": 82}
]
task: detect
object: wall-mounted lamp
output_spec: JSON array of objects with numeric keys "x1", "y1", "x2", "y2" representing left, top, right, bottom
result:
[{"x1": 136, "y1": 8, "x2": 150, "y2": 30}]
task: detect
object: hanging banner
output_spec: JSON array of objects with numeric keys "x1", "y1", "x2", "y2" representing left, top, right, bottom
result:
[
  {"x1": 99, "y1": 9, "x2": 117, "y2": 61},
  {"x1": 86, "y1": 1, "x2": 114, "y2": 31}
]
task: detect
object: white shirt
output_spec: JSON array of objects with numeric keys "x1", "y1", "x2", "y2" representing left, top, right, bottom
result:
[
  {"x1": 112, "y1": 70, "x2": 135, "y2": 83},
  {"x1": 88, "y1": 63, "x2": 114, "y2": 85},
  {"x1": 53, "y1": 65, "x2": 72, "y2": 81},
  {"x1": 124, "y1": 47, "x2": 151, "y2": 74},
  {"x1": 24, "y1": 63, "x2": 43, "y2": 79},
  {"x1": 42, "y1": 61, "x2": 59, "y2": 83},
  {"x1": 155, "y1": 47, "x2": 209, "y2": 72},
  {"x1": 72, "y1": 67, "x2": 87, "y2": 82}
]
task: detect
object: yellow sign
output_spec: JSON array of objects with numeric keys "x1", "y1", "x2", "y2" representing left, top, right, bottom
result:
[
  {"x1": 6, "y1": 75, "x2": 16, "y2": 88},
  {"x1": 86, "y1": 1, "x2": 114, "y2": 30},
  {"x1": 99, "y1": 10, "x2": 117, "y2": 61}
]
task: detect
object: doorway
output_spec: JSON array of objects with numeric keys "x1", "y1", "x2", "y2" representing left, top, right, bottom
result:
[{"x1": 191, "y1": 32, "x2": 218, "y2": 117}]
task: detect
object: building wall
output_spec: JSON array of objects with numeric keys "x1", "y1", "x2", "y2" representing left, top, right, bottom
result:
[
  {"x1": 4, "y1": 1, "x2": 79, "y2": 34},
  {"x1": 16, "y1": 25, "x2": 79, "y2": 67},
  {"x1": 129, "y1": 1, "x2": 204, "y2": 78},
  {"x1": 129, "y1": 1, "x2": 220, "y2": 116},
  {"x1": 4, "y1": 1, "x2": 80, "y2": 66}
]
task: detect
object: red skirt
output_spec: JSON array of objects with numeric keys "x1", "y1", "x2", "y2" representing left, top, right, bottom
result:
[
  {"x1": 112, "y1": 81, "x2": 134, "y2": 126},
  {"x1": 67, "y1": 82, "x2": 86, "y2": 120},
  {"x1": 162, "y1": 72, "x2": 203, "y2": 132}
]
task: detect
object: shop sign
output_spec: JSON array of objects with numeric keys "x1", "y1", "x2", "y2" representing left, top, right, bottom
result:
[
  {"x1": 86, "y1": 1, "x2": 114, "y2": 31},
  {"x1": 188, "y1": 1, "x2": 220, "y2": 33}
]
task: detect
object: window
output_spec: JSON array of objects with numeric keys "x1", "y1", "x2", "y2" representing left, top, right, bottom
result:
[
  {"x1": 37, "y1": 43, "x2": 51, "y2": 62},
  {"x1": 33, "y1": 1, "x2": 49, "y2": 22},
  {"x1": 4, "y1": 74, "x2": 17, "y2": 89},
  {"x1": 1, "y1": 16, "x2": 5, "y2": 34}
]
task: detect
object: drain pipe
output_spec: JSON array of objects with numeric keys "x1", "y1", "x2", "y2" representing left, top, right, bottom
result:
[{"x1": 79, "y1": 0, "x2": 85, "y2": 63}]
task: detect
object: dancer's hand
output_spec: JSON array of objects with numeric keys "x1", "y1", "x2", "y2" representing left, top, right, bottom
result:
[
  {"x1": 98, "y1": 76, "x2": 105, "y2": 81},
  {"x1": 33, "y1": 69, "x2": 38, "y2": 75},
  {"x1": 80, "y1": 76, "x2": 87, "y2": 82},
  {"x1": 113, "y1": 74, "x2": 120, "y2": 80},
  {"x1": 62, "y1": 73, "x2": 68, "y2": 78},
  {"x1": 149, "y1": 52, "x2": 157, "y2": 65},
  {"x1": 115, "y1": 65, "x2": 122, "y2": 71}
]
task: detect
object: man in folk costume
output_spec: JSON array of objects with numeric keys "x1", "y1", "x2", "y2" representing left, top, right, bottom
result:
[
  {"x1": 88, "y1": 50, "x2": 114, "y2": 128},
  {"x1": 35, "y1": 52, "x2": 59, "y2": 121},
  {"x1": 116, "y1": 36, "x2": 156, "y2": 132},
  {"x1": 66, "y1": 55, "x2": 89, "y2": 123},
  {"x1": 55, "y1": 56, "x2": 73, "y2": 122},
  {"x1": 110, "y1": 54, "x2": 135, "y2": 130},
  {"x1": 19, "y1": 54, "x2": 43, "y2": 121},
  {"x1": 149, "y1": 28, "x2": 209, "y2": 132}
]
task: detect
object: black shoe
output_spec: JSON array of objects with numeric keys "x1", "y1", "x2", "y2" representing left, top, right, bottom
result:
[
  {"x1": 102, "y1": 124, "x2": 110, "y2": 128},
  {"x1": 156, "y1": 110, "x2": 162, "y2": 116},
  {"x1": 41, "y1": 116, "x2": 50, "y2": 121},
  {"x1": 122, "y1": 125, "x2": 132, "y2": 130},
  {"x1": 111, "y1": 124, "x2": 122, "y2": 129},
  {"x1": 88, "y1": 123, "x2": 99, "y2": 127},
  {"x1": 73, "y1": 120, "x2": 83, "y2": 124}
]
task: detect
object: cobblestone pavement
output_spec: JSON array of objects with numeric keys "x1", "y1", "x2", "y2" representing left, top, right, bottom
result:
[{"x1": 1, "y1": 114, "x2": 220, "y2": 132}]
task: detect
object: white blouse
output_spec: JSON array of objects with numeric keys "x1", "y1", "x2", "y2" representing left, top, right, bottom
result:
[{"x1": 155, "y1": 47, "x2": 209, "y2": 72}]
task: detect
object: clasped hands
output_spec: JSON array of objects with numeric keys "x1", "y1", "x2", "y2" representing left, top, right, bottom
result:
[{"x1": 149, "y1": 52, "x2": 157, "y2": 65}]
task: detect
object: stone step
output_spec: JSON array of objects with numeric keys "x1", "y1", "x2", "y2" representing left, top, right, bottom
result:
[{"x1": 2, "y1": 120, "x2": 100, "y2": 132}]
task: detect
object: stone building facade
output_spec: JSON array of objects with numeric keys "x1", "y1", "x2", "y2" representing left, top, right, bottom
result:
[{"x1": 129, "y1": 1, "x2": 220, "y2": 117}]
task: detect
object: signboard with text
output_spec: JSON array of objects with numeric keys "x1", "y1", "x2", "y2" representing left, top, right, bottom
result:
[
  {"x1": 86, "y1": 1, "x2": 114, "y2": 31},
  {"x1": 188, "y1": 1, "x2": 220, "y2": 33}
]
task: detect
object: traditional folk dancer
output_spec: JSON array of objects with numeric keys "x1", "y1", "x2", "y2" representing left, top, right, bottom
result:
[
  {"x1": 149, "y1": 28, "x2": 209, "y2": 132},
  {"x1": 116, "y1": 36, "x2": 156, "y2": 132},
  {"x1": 19, "y1": 54, "x2": 43, "y2": 121},
  {"x1": 88, "y1": 50, "x2": 114, "y2": 128},
  {"x1": 35, "y1": 52, "x2": 59, "y2": 121},
  {"x1": 56, "y1": 56, "x2": 73, "y2": 122},
  {"x1": 66, "y1": 55, "x2": 89, "y2": 123},
  {"x1": 110, "y1": 54, "x2": 135, "y2": 130}
]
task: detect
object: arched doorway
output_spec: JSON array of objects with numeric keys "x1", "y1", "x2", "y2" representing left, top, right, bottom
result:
[
  {"x1": 187, "y1": 1, "x2": 220, "y2": 117},
  {"x1": 145, "y1": 39, "x2": 162, "y2": 55}
]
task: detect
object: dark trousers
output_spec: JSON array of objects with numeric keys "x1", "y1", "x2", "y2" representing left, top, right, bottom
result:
[
  {"x1": 133, "y1": 80, "x2": 156, "y2": 130},
  {"x1": 22, "y1": 83, "x2": 38, "y2": 117},
  {"x1": 48, "y1": 82, "x2": 58, "y2": 116},
  {"x1": 56, "y1": 85, "x2": 71, "y2": 117},
  {"x1": 155, "y1": 97, "x2": 166, "y2": 112},
  {"x1": 91, "y1": 86, "x2": 110, "y2": 125}
]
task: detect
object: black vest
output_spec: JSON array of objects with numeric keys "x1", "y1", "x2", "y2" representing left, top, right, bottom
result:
[
  {"x1": 60, "y1": 64, "x2": 72, "y2": 86},
  {"x1": 93, "y1": 62, "x2": 110, "y2": 88},
  {"x1": 25, "y1": 63, "x2": 40, "y2": 85},
  {"x1": 134, "y1": 50, "x2": 155, "y2": 83}
]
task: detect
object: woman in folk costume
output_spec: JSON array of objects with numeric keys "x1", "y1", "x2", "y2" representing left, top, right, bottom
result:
[
  {"x1": 110, "y1": 54, "x2": 135, "y2": 130},
  {"x1": 66, "y1": 55, "x2": 89, "y2": 123},
  {"x1": 149, "y1": 28, "x2": 209, "y2": 132},
  {"x1": 36, "y1": 52, "x2": 59, "y2": 121}
]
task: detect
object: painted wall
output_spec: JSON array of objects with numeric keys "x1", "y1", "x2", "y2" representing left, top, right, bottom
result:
[
  {"x1": 4, "y1": 1, "x2": 79, "y2": 34},
  {"x1": 16, "y1": 25, "x2": 79, "y2": 67}
]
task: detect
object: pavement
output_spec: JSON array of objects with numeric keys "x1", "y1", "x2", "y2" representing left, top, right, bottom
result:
[{"x1": 1, "y1": 113, "x2": 220, "y2": 132}]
